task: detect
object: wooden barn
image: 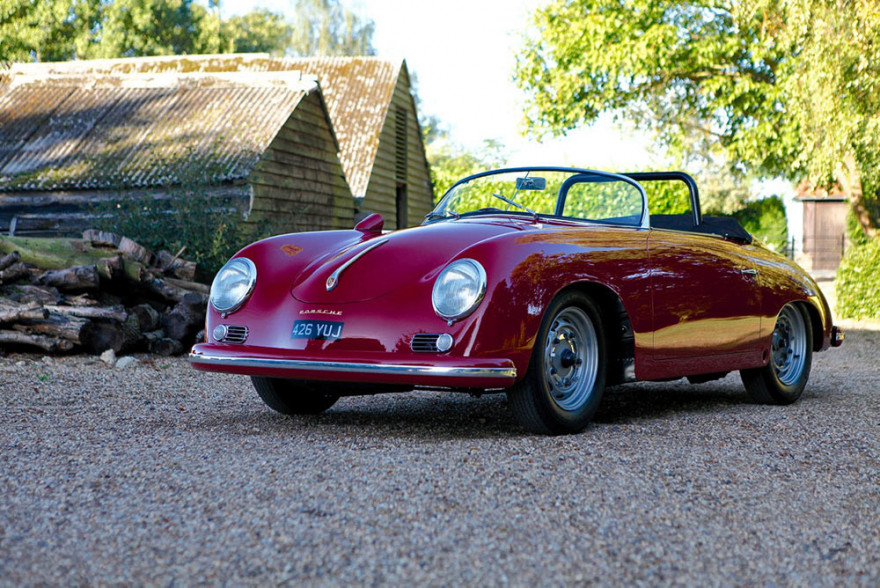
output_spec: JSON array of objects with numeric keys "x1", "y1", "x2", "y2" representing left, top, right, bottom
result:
[
  {"x1": 0, "y1": 55, "x2": 353, "y2": 236},
  {"x1": 0, "y1": 53, "x2": 433, "y2": 237},
  {"x1": 287, "y1": 57, "x2": 435, "y2": 228}
]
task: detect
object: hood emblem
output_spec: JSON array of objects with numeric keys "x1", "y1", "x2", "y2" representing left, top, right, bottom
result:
[{"x1": 326, "y1": 238, "x2": 388, "y2": 292}]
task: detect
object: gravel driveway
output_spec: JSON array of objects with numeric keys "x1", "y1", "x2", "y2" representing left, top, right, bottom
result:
[{"x1": 1, "y1": 324, "x2": 878, "y2": 585}]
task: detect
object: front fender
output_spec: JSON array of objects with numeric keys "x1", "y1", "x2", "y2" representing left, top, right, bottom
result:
[{"x1": 453, "y1": 226, "x2": 651, "y2": 377}]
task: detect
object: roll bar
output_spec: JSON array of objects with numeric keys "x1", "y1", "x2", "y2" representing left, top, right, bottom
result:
[{"x1": 624, "y1": 171, "x2": 702, "y2": 227}]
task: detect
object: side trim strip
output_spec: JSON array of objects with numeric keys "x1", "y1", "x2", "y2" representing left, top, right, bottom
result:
[{"x1": 189, "y1": 353, "x2": 517, "y2": 380}]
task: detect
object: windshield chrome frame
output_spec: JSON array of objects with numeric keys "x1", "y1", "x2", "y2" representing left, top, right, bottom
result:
[{"x1": 430, "y1": 166, "x2": 650, "y2": 229}]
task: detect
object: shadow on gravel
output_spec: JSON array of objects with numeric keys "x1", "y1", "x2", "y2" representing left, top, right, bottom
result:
[
  {"x1": 193, "y1": 379, "x2": 757, "y2": 439},
  {"x1": 595, "y1": 379, "x2": 753, "y2": 425},
  {"x1": 197, "y1": 392, "x2": 521, "y2": 441}
]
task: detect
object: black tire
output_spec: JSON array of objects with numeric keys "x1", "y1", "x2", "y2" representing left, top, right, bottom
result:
[
  {"x1": 507, "y1": 291, "x2": 607, "y2": 435},
  {"x1": 250, "y1": 377, "x2": 339, "y2": 415},
  {"x1": 740, "y1": 303, "x2": 813, "y2": 405}
]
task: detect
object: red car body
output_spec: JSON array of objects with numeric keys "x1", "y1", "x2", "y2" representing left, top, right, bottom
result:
[{"x1": 190, "y1": 168, "x2": 842, "y2": 433}]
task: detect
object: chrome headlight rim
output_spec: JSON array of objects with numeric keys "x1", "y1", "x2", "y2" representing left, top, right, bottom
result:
[
  {"x1": 432, "y1": 258, "x2": 487, "y2": 322},
  {"x1": 210, "y1": 257, "x2": 257, "y2": 315}
]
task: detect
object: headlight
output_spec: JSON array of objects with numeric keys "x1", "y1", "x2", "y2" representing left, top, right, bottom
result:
[
  {"x1": 432, "y1": 259, "x2": 487, "y2": 321},
  {"x1": 210, "y1": 257, "x2": 257, "y2": 314}
]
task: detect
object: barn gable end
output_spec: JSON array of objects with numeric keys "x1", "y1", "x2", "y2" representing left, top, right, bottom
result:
[
  {"x1": 285, "y1": 57, "x2": 435, "y2": 228},
  {"x1": 360, "y1": 62, "x2": 433, "y2": 229},
  {"x1": 249, "y1": 89, "x2": 354, "y2": 232}
]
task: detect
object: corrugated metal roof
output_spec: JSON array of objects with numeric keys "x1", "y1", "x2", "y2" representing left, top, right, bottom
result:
[
  {"x1": 0, "y1": 54, "x2": 403, "y2": 197},
  {"x1": 0, "y1": 58, "x2": 318, "y2": 191}
]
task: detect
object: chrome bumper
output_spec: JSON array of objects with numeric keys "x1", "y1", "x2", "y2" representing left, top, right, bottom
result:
[{"x1": 188, "y1": 352, "x2": 517, "y2": 381}]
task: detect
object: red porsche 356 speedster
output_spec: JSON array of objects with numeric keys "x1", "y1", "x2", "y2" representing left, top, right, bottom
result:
[{"x1": 190, "y1": 167, "x2": 843, "y2": 434}]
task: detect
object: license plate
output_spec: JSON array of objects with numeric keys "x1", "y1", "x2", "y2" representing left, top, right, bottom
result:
[{"x1": 291, "y1": 320, "x2": 344, "y2": 341}]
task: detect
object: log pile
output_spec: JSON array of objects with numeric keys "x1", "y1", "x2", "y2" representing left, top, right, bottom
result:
[{"x1": 0, "y1": 231, "x2": 209, "y2": 355}]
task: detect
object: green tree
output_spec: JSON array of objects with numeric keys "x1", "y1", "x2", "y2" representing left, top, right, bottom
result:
[
  {"x1": 222, "y1": 9, "x2": 292, "y2": 55},
  {"x1": 0, "y1": 0, "x2": 373, "y2": 62},
  {"x1": 426, "y1": 133, "x2": 507, "y2": 200},
  {"x1": 93, "y1": 0, "x2": 218, "y2": 58},
  {"x1": 0, "y1": 0, "x2": 102, "y2": 61},
  {"x1": 289, "y1": 0, "x2": 375, "y2": 57},
  {"x1": 514, "y1": 0, "x2": 880, "y2": 238}
]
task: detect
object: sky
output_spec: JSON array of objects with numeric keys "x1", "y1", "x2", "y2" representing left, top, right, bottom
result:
[{"x1": 220, "y1": 0, "x2": 660, "y2": 170}]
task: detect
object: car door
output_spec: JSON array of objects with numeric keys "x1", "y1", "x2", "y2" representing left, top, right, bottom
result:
[{"x1": 648, "y1": 229, "x2": 762, "y2": 362}]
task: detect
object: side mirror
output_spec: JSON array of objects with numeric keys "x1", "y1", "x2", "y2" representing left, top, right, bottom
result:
[{"x1": 355, "y1": 212, "x2": 384, "y2": 233}]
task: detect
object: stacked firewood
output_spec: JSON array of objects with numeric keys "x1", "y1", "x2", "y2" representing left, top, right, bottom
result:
[{"x1": 0, "y1": 230, "x2": 209, "y2": 355}]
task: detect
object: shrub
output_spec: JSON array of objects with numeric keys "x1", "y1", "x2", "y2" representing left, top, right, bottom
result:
[
  {"x1": 846, "y1": 209, "x2": 871, "y2": 247},
  {"x1": 91, "y1": 190, "x2": 280, "y2": 277},
  {"x1": 731, "y1": 196, "x2": 788, "y2": 253},
  {"x1": 644, "y1": 181, "x2": 692, "y2": 215},
  {"x1": 836, "y1": 237, "x2": 880, "y2": 319}
]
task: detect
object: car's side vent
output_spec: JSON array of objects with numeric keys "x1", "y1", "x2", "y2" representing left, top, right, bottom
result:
[
  {"x1": 411, "y1": 334, "x2": 441, "y2": 352},
  {"x1": 223, "y1": 325, "x2": 249, "y2": 344}
]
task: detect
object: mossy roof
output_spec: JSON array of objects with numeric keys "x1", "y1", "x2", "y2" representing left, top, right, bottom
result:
[
  {"x1": 0, "y1": 55, "x2": 318, "y2": 191},
  {"x1": 0, "y1": 54, "x2": 406, "y2": 197}
]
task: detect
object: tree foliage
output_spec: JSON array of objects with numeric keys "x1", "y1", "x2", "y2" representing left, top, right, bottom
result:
[
  {"x1": 514, "y1": 0, "x2": 880, "y2": 236},
  {"x1": 425, "y1": 128, "x2": 507, "y2": 201},
  {"x1": 0, "y1": 0, "x2": 373, "y2": 62},
  {"x1": 223, "y1": 9, "x2": 293, "y2": 55},
  {"x1": 289, "y1": 0, "x2": 375, "y2": 57}
]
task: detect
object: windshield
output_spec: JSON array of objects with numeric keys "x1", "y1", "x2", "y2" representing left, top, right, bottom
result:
[{"x1": 428, "y1": 168, "x2": 646, "y2": 226}]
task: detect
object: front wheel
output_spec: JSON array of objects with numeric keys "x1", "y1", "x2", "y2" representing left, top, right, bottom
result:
[
  {"x1": 507, "y1": 292, "x2": 607, "y2": 435},
  {"x1": 740, "y1": 303, "x2": 813, "y2": 405},
  {"x1": 251, "y1": 377, "x2": 339, "y2": 415}
]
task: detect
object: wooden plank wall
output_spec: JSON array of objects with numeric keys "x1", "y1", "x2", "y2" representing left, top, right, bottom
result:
[
  {"x1": 248, "y1": 91, "x2": 355, "y2": 234},
  {"x1": 360, "y1": 73, "x2": 434, "y2": 228}
]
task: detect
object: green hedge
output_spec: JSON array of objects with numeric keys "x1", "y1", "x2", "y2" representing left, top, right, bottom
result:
[
  {"x1": 731, "y1": 196, "x2": 788, "y2": 253},
  {"x1": 836, "y1": 237, "x2": 880, "y2": 319},
  {"x1": 91, "y1": 191, "x2": 279, "y2": 276}
]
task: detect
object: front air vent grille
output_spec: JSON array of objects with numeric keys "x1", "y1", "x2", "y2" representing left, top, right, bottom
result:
[
  {"x1": 223, "y1": 325, "x2": 249, "y2": 344},
  {"x1": 411, "y1": 334, "x2": 441, "y2": 352}
]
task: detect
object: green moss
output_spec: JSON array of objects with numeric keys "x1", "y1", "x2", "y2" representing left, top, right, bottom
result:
[{"x1": 0, "y1": 236, "x2": 110, "y2": 269}]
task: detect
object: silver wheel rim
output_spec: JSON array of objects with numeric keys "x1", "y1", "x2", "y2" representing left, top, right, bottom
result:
[
  {"x1": 771, "y1": 305, "x2": 807, "y2": 386},
  {"x1": 543, "y1": 306, "x2": 599, "y2": 411}
]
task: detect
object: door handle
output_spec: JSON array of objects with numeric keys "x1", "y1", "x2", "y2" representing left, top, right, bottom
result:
[{"x1": 740, "y1": 268, "x2": 758, "y2": 275}]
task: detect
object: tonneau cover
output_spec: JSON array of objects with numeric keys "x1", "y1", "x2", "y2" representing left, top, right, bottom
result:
[{"x1": 651, "y1": 214, "x2": 753, "y2": 244}]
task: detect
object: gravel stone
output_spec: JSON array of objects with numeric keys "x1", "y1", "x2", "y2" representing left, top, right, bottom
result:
[
  {"x1": 115, "y1": 356, "x2": 138, "y2": 370},
  {"x1": 99, "y1": 349, "x2": 116, "y2": 365},
  {"x1": 0, "y1": 326, "x2": 877, "y2": 585}
]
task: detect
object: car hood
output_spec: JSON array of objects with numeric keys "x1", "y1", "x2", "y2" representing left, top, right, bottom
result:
[{"x1": 291, "y1": 219, "x2": 525, "y2": 304}]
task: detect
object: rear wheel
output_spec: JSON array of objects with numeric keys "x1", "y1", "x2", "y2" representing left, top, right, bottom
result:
[
  {"x1": 740, "y1": 303, "x2": 812, "y2": 405},
  {"x1": 507, "y1": 292, "x2": 607, "y2": 435},
  {"x1": 251, "y1": 377, "x2": 339, "y2": 415}
]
